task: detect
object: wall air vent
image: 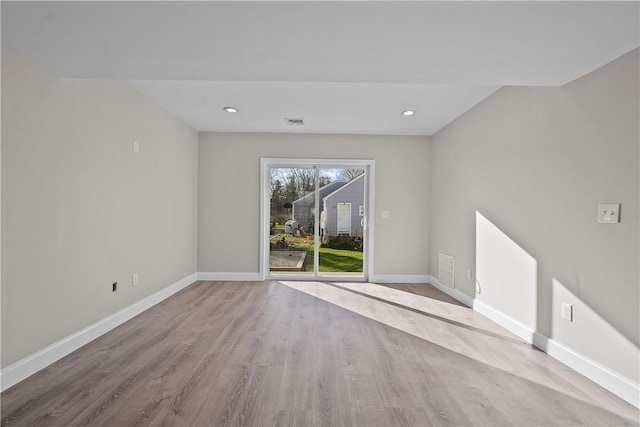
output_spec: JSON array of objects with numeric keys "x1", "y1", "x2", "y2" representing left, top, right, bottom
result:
[
  {"x1": 286, "y1": 118, "x2": 304, "y2": 126},
  {"x1": 438, "y1": 253, "x2": 455, "y2": 288}
]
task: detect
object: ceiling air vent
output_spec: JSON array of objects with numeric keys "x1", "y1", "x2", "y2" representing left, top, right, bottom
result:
[{"x1": 286, "y1": 118, "x2": 304, "y2": 126}]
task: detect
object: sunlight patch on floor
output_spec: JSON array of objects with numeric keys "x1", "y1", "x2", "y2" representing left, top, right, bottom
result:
[
  {"x1": 277, "y1": 280, "x2": 632, "y2": 417},
  {"x1": 335, "y1": 281, "x2": 513, "y2": 338}
]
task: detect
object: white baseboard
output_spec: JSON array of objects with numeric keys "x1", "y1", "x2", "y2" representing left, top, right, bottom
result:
[
  {"x1": 473, "y1": 299, "x2": 537, "y2": 344},
  {"x1": 1, "y1": 273, "x2": 198, "y2": 392},
  {"x1": 370, "y1": 274, "x2": 429, "y2": 284},
  {"x1": 532, "y1": 332, "x2": 640, "y2": 408},
  {"x1": 197, "y1": 272, "x2": 261, "y2": 281},
  {"x1": 472, "y1": 299, "x2": 639, "y2": 409},
  {"x1": 427, "y1": 275, "x2": 475, "y2": 307}
]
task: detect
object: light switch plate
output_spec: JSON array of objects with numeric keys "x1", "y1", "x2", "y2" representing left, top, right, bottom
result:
[{"x1": 598, "y1": 203, "x2": 620, "y2": 223}]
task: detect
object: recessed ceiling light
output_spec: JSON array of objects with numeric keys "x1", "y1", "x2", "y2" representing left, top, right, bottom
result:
[
  {"x1": 223, "y1": 106, "x2": 238, "y2": 113},
  {"x1": 402, "y1": 110, "x2": 415, "y2": 116}
]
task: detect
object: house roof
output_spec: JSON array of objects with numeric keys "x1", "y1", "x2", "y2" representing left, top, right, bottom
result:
[
  {"x1": 291, "y1": 180, "x2": 348, "y2": 205},
  {"x1": 322, "y1": 174, "x2": 365, "y2": 202}
]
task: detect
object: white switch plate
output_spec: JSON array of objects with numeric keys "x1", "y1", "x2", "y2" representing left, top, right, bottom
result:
[
  {"x1": 133, "y1": 140, "x2": 140, "y2": 154},
  {"x1": 598, "y1": 203, "x2": 620, "y2": 223},
  {"x1": 561, "y1": 302, "x2": 573, "y2": 321},
  {"x1": 132, "y1": 273, "x2": 139, "y2": 286},
  {"x1": 381, "y1": 211, "x2": 390, "y2": 219}
]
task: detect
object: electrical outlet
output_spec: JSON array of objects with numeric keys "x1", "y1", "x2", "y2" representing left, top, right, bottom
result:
[
  {"x1": 133, "y1": 140, "x2": 140, "y2": 154},
  {"x1": 381, "y1": 210, "x2": 390, "y2": 219},
  {"x1": 597, "y1": 203, "x2": 620, "y2": 223},
  {"x1": 466, "y1": 268, "x2": 472, "y2": 280},
  {"x1": 561, "y1": 302, "x2": 573, "y2": 321},
  {"x1": 132, "y1": 273, "x2": 139, "y2": 286},
  {"x1": 112, "y1": 282, "x2": 118, "y2": 292}
]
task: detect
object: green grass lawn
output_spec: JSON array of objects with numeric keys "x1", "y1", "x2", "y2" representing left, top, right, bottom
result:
[
  {"x1": 271, "y1": 233, "x2": 363, "y2": 273},
  {"x1": 317, "y1": 247, "x2": 363, "y2": 273}
]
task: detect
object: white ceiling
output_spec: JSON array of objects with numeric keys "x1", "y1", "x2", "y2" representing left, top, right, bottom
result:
[{"x1": 3, "y1": 1, "x2": 639, "y2": 135}]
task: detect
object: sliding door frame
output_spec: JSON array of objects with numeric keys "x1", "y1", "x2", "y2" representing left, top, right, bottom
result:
[{"x1": 260, "y1": 158, "x2": 375, "y2": 281}]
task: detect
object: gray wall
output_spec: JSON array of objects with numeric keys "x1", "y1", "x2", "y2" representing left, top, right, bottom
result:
[
  {"x1": 1, "y1": 51, "x2": 199, "y2": 367},
  {"x1": 429, "y1": 49, "x2": 639, "y2": 382},
  {"x1": 198, "y1": 133, "x2": 430, "y2": 277}
]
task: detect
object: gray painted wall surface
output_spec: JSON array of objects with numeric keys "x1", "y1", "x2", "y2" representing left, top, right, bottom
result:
[
  {"x1": 198, "y1": 133, "x2": 430, "y2": 276},
  {"x1": 429, "y1": 49, "x2": 639, "y2": 382},
  {"x1": 1, "y1": 52, "x2": 198, "y2": 367}
]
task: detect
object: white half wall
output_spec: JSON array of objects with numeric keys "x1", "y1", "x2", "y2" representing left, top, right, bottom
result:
[
  {"x1": 1, "y1": 51, "x2": 199, "y2": 368},
  {"x1": 198, "y1": 132, "x2": 430, "y2": 278},
  {"x1": 429, "y1": 49, "x2": 639, "y2": 385}
]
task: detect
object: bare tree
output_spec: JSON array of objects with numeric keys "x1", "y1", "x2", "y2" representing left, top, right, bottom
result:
[
  {"x1": 270, "y1": 169, "x2": 281, "y2": 198},
  {"x1": 318, "y1": 175, "x2": 332, "y2": 187},
  {"x1": 289, "y1": 168, "x2": 315, "y2": 198},
  {"x1": 338, "y1": 169, "x2": 364, "y2": 181}
]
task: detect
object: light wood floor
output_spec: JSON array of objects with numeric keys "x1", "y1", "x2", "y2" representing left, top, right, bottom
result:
[{"x1": 1, "y1": 280, "x2": 638, "y2": 426}]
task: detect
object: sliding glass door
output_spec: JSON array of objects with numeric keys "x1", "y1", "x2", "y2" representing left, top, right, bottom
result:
[{"x1": 261, "y1": 159, "x2": 373, "y2": 281}]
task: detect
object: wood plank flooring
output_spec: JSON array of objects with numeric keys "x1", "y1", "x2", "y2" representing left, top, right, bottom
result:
[{"x1": 1, "y1": 280, "x2": 638, "y2": 426}]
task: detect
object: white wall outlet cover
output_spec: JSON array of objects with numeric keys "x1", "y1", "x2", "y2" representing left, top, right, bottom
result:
[
  {"x1": 597, "y1": 203, "x2": 620, "y2": 223},
  {"x1": 561, "y1": 302, "x2": 573, "y2": 321},
  {"x1": 381, "y1": 210, "x2": 390, "y2": 219},
  {"x1": 133, "y1": 140, "x2": 140, "y2": 154},
  {"x1": 132, "y1": 273, "x2": 139, "y2": 286}
]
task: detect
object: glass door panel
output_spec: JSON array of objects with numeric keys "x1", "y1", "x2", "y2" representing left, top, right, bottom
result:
[
  {"x1": 318, "y1": 168, "x2": 365, "y2": 275},
  {"x1": 269, "y1": 167, "x2": 316, "y2": 275}
]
